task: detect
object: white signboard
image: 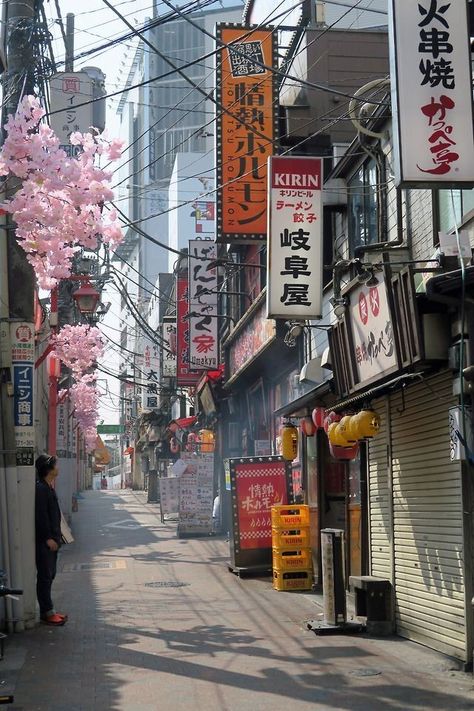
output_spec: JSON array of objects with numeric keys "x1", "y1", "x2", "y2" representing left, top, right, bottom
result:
[
  {"x1": 449, "y1": 406, "x2": 472, "y2": 461},
  {"x1": 49, "y1": 73, "x2": 94, "y2": 155},
  {"x1": 188, "y1": 240, "x2": 218, "y2": 370},
  {"x1": 349, "y1": 277, "x2": 398, "y2": 386},
  {"x1": 389, "y1": 0, "x2": 474, "y2": 186},
  {"x1": 267, "y1": 156, "x2": 323, "y2": 319},
  {"x1": 178, "y1": 452, "x2": 214, "y2": 536},
  {"x1": 57, "y1": 402, "x2": 67, "y2": 458},
  {"x1": 11, "y1": 322, "x2": 35, "y2": 466},
  {"x1": 140, "y1": 337, "x2": 160, "y2": 410},
  {"x1": 439, "y1": 230, "x2": 471, "y2": 258},
  {"x1": 159, "y1": 477, "x2": 180, "y2": 515},
  {"x1": 162, "y1": 318, "x2": 177, "y2": 377}
]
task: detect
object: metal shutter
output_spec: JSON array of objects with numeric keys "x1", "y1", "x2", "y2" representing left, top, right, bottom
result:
[
  {"x1": 368, "y1": 399, "x2": 392, "y2": 580},
  {"x1": 389, "y1": 372, "x2": 466, "y2": 660}
]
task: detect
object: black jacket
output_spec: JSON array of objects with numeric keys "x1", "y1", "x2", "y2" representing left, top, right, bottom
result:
[{"x1": 35, "y1": 480, "x2": 61, "y2": 546}]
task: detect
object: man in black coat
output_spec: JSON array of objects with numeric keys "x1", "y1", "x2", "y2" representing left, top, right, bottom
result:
[{"x1": 35, "y1": 454, "x2": 67, "y2": 626}]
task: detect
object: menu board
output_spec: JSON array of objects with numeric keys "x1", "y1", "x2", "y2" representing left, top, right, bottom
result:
[
  {"x1": 159, "y1": 478, "x2": 180, "y2": 516},
  {"x1": 177, "y1": 453, "x2": 214, "y2": 537}
]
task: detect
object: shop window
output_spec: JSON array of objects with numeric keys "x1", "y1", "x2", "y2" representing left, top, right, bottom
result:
[
  {"x1": 348, "y1": 156, "x2": 386, "y2": 255},
  {"x1": 437, "y1": 189, "x2": 474, "y2": 234}
]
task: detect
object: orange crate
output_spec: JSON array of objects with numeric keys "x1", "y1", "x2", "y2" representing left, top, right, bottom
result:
[
  {"x1": 272, "y1": 547, "x2": 312, "y2": 571},
  {"x1": 272, "y1": 569, "x2": 313, "y2": 592},
  {"x1": 271, "y1": 526, "x2": 311, "y2": 549},
  {"x1": 271, "y1": 505, "x2": 310, "y2": 529}
]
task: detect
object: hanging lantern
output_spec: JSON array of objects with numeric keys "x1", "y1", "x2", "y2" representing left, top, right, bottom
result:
[
  {"x1": 324, "y1": 411, "x2": 341, "y2": 434},
  {"x1": 47, "y1": 352, "x2": 61, "y2": 378},
  {"x1": 312, "y1": 407, "x2": 326, "y2": 429},
  {"x1": 338, "y1": 415, "x2": 358, "y2": 444},
  {"x1": 281, "y1": 421, "x2": 298, "y2": 461},
  {"x1": 329, "y1": 442, "x2": 359, "y2": 461},
  {"x1": 327, "y1": 421, "x2": 351, "y2": 448},
  {"x1": 300, "y1": 417, "x2": 316, "y2": 437},
  {"x1": 353, "y1": 410, "x2": 380, "y2": 439},
  {"x1": 199, "y1": 429, "x2": 215, "y2": 453},
  {"x1": 186, "y1": 432, "x2": 199, "y2": 452}
]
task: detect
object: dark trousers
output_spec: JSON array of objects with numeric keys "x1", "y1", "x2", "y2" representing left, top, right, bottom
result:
[{"x1": 36, "y1": 544, "x2": 58, "y2": 617}]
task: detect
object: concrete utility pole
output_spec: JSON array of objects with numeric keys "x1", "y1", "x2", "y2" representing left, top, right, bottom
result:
[{"x1": 0, "y1": 0, "x2": 39, "y2": 630}]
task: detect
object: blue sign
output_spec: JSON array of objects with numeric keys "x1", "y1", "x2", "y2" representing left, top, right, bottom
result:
[{"x1": 13, "y1": 364, "x2": 33, "y2": 427}]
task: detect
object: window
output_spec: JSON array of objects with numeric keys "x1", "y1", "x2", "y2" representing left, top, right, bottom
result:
[
  {"x1": 438, "y1": 189, "x2": 474, "y2": 233},
  {"x1": 348, "y1": 157, "x2": 384, "y2": 254}
]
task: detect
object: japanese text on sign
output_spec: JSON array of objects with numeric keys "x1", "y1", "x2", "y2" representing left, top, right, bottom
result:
[
  {"x1": 267, "y1": 157, "x2": 323, "y2": 319},
  {"x1": 176, "y1": 275, "x2": 200, "y2": 386},
  {"x1": 188, "y1": 240, "x2": 218, "y2": 370},
  {"x1": 216, "y1": 25, "x2": 277, "y2": 242},
  {"x1": 389, "y1": 0, "x2": 474, "y2": 184}
]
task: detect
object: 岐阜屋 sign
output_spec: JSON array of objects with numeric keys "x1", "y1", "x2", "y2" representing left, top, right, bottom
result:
[
  {"x1": 267, "y1": 156, "x2": 323, "y2": 319},
  {"x1": 389, "y1": 0, "x2": 474, "y2": 186}
]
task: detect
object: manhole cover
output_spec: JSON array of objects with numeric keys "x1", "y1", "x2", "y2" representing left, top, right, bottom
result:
[
  {"x1": 144, "y1": 581, "x2": 190, "y2": 588},
  {"x1": 349, "y1": 669, "x2": 382, "y2": 678}
]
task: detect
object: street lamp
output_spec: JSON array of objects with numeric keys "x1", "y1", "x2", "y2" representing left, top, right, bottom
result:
[{"x1": 72, "y1": 281, "x2": 100, "y2": 315}]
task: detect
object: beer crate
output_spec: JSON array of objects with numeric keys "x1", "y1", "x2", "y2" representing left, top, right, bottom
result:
[
  {"x1": 271, "y1": 505, "x2": 310, "y2": 529},
  {"x1": 272, "y1": 569, "x2": 313, "y2": 592},
  {"x1": 271, "y1": 526, "x2": 311, "y2": 550},
  {"x1": 272, "y1": 547, "x2": 312, "y2": 571}
]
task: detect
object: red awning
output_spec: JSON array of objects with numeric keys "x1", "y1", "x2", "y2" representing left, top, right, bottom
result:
[
  {"x1": 168, "y1": 416, "x2": 197, "y2": 433},
  {"x1": 123, "y1": 446, "x2": 134, "y2": 456}
]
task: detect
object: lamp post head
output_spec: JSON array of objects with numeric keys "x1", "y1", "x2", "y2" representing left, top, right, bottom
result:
[{"x1": 73, "y1": 281, "x2": 100, "y2": 314}]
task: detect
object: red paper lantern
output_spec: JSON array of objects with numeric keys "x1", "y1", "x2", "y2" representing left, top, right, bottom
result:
[
  {"x1": 312, "y1": 407, "x2": 326, "y2": 429},
  {"x1": 300, "y1": 417, "x2": 316, "y2": 437},
  {"x1": 47, "y1": 352, "x2": 61, "y2": 378},
  {"x1": 323, "y1": 411, "x2": 341, "y2": 434},
  {"x1": 329, "y1": 442, "x2": 359, "y2": 461}
]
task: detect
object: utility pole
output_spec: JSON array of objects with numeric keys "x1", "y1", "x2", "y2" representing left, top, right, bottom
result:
[{"x1": 0, "y1": 0, "x2": 40, "y2": 631}]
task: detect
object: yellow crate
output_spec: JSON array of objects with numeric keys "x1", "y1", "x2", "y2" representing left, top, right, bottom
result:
[
  {"x1": 272, "y1": 569, "x2": 313, "y2": 592},
  {"x1": 271, "y1": 505, "x2": 310, "y2": 529},
  {"x1": 272, "y1": 547, "x2": 312, "y2": 571},
  {"x1": 271, "y1": 526, "x2": 311, "y2": 549}
]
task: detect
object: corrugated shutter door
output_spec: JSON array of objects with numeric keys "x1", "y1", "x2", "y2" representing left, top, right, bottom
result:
[
  {"x1": 390, "y1": 372, "x2": 466, "y2": 660},
  {"x1": 368, "y1": 398, "x2": 391, "y2": 580}
]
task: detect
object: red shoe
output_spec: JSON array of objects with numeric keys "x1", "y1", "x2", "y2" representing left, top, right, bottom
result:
[
  {"x1": 41, "y1": 613, "x2": 66, "y2": 626},
  {"x1": 56, "y1": 612, "x2": 68, "y2": 621}
]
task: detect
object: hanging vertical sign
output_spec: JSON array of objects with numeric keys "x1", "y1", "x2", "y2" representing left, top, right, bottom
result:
[
  {"x1": 141, "y1": 337, "x2": 160, "y2": 410},
  {"x1": 188, "y1": 240, "x2": 219, "y2": 370},
  {"x1": 11, "y1": 322, "x2": 35, "y2": 466},
  {"x1": 56, "y1": 402, "x2": 67, "y2": 458},
  {"x1": 162, "y1": 317, "x2": 177, "y2": 377},
  {"x1": 389, "y1": 0, "x2": 474, "y2": 186},
  {"x1": 267, "y1": 156, "x2": 323, "y2": 319},
  {"x1": 49, "y1": 72, "x2": 94, "y2": 156},
  {"x1": 176, "y1": 275, "x2": 200, "y2": 386},
  {"x1": 216, "y1": 24, "x2": 278, "y2": 243}
]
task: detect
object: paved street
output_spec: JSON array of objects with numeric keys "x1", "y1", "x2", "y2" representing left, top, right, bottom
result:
[{"x1": 1, "y1": 490, "x2": 473, "y2": 711}]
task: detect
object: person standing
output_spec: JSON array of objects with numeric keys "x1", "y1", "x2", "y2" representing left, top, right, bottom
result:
[{"x1": 35, "y1": 454, "x2": 67, "y2": 626}]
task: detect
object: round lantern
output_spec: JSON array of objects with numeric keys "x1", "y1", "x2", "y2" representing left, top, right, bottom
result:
[
  {"x1": 329, "y1": 442, "x2": 359, "y2": 461},
  {"x1": 300, "y1": 417, "x2": 316, "y2": 437},
  {"x1": 324, "y1": 411, "x2": 341, "y2": 435},
  {"x1": 186, "y1": 432, "x2": 199, "y2": 452},
  {"x1": 327, "y1": 421, "x2": 351, "y2": 448},
  {"x1": 281, "y1": 422, "x2": 298, "y2": 461},
  {"x1": 338, "y1": 415, "x2": 358, "y2": 444},
  {"x1": 353, "y1": 410, "x2": 380, "y2": 439},
  {"x1": 199, "y1": 429, "x2": 215, "y2": 453},
  {"x1": 312, "y1": 407, "x2": 326, "y2": 430},
  {"x1": 47, "y1": 352, "x2": 61, "y2": 378}
]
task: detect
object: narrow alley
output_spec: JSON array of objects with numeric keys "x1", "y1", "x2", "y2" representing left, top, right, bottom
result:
[{"x1": 2, "y1": 490, "x2": 473, "y2": 711}]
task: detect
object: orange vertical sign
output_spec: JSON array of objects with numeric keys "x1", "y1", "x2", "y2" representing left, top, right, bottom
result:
[{"x1": 216, "y1": 24, "x2": 278, "y2": 243}]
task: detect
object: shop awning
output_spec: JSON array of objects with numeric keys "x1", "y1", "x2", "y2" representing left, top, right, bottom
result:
[
  {"x1": 329, "y1": 372, "x2": 423, "y2": 413},
  {"x1": 426, "y1": 266, "x2": 474, "y2": 306},
  {"x1": 274, "y1": 381, "x2": 332, "y2": 418},
  {"x1": 168, "y1": 416, "x2": 197, "y2": 432}
]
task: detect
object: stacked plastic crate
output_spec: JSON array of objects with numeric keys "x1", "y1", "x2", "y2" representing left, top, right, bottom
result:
[{"x1": 271, "y1": 505, "x2": 312, "y2": 591}]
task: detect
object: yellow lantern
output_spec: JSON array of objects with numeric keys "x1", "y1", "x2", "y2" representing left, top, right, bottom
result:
[
  {"x1": 199, "y1": 429, "x2": 215, "y2": 453},
  {"x1": 328, "y1": 421, "x2": 351, "y2": 448},
  {"x1": 338, "y1": 415, "x2": 358, "y2": 444},
  {"x1": 353, "y1": 410, "x2": 380, "y2": 439},
  {"x1": 281, "y1": 422, "x2": 298, "y2": 461}
]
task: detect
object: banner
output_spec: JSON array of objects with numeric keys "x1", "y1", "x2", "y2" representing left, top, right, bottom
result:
[
  {"x1": 227, "y1": 456, "x2": 292, "y2": 571},
  {"x1": 159, "y1": 477, "x2": 180, "y2": 515},
  {"x1": 216, "y1": 24, "x2": 278, "y2": 242},
  {"x1": 267, "y1": 156, "x2": 323, "y2": 319},
  {"x1": 177, "y1": 453, "x2": 214, "y2": 537},
  {"x1": 389, "y1": 0, "x2": 474, "y2": 185},
  {"x1": 11, "y1": 322, "x2": 35, "y2": 466},
  {"x1": 176, "y1": 276, "x2": 200, "y2": 386},
  {"x1": 188, "y1": 239, "x2": 218, "y2": 369},
  {"x1": 162, "y1": 317, "x2": 177, "y2": 377},
  {"x1": 49, "y1": 72, "x2": 94, "y2": 156},
  {"x1": 140, "y1": 337, "x2": 160, "y2": 410}
]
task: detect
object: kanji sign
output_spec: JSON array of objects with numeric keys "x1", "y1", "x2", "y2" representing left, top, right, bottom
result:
[
  {"x1": 11, "y1": 321, "x2": 35, "y2": 466},
  {"x1": 178, "y1": 453, "x2": 214, "y2": 537},
  {"x1": 349, "y1": 276, "x2": 398, "y2": 386},
  {"x1": 267, "y1": 156, "x2": 323, "y2": 319},
  {"x1": 49, "y1": 72, "x2": 94, "y2": 156},
  {"x1": 216, "y1": 24, "x2": 278, "y2": 242},
  {"x1": 227, "y1": 456, "x2": 292, "y2": 571},
  {"x1": 188, "y1": 240, "x2": 218, "y2": 370},
  {"x1": 176, "y1": 275, "x2": 200, "y2": 386},
  {"x1": 140, "y1": 337, "x2": 160, "y2": 410},
  {"x1": 389, "y1": 0, "x2": 474, "y2": 185},
  {"x1": 162, "y1": 318, "x2": 177, "y2": 377}
]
